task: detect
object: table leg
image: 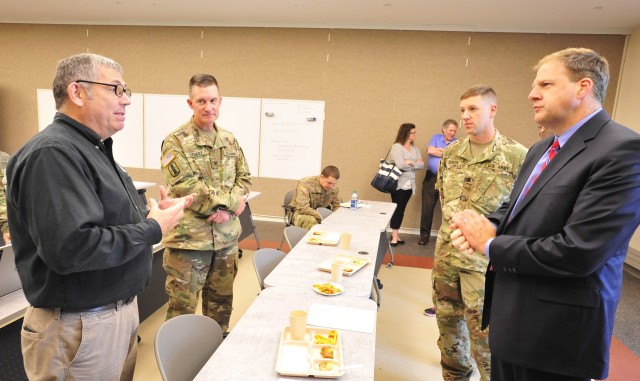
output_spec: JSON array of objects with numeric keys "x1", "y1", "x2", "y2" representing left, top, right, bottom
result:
[
  {"x1": 371, "y1": 278, "x2": 381, "y2": 308},
  {"x1": 372, "y1": 232, "x2": 391, "y2": 307}
]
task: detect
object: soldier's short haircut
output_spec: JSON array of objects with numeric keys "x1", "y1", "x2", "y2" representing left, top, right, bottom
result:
[
  {"x1": 460, "y1": 85, "x2": 496, "y2": 104},
  {"x1": 321, "y1": 165, "x2": 340, "y2": 180},
  {"x1": 189, "y1": 74, "x2": 219, "y2": 97},
  {"x1": 52, "y1": 53, "x2": 123, "y2": 110},
  {"x1": 534, "y1": 48, "x2": 609, "y2": 104}
]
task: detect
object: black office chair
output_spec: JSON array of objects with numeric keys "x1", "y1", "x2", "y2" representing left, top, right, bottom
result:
[{"x1": 279, "y1": 190, "x2": 296, "y2": 250}]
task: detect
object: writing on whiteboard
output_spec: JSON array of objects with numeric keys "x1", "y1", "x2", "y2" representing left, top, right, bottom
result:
[{"x1": 259, "y1": 99, "x2": 325, "y2": 180}]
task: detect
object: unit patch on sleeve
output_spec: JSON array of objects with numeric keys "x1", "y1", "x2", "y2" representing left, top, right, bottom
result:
[{"x1": 168, "y1": 162, "x2": 181, "y2": 177}]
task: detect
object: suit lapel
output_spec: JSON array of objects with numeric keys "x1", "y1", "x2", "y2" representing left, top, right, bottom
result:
[
  {"x1": 499, "y1": 139, "x2": 550, "y2": 230},
  {"x1": 523, "y1": 138, "x2": 585, "y2": 200}
]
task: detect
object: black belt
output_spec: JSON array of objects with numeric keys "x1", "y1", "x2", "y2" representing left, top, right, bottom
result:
[{"x1": 60, "y1": 296, "x2": 136, "y2": 313}]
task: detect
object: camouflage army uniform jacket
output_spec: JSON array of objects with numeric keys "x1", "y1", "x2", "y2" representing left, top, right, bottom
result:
[
  {"x1": 290, "y1": 176, "x2": 341, "y2": 223},
  {"x1": 436, "y1": 130, "x2": 527, "y2": 272},
  {"x1": 161, "y1": 119, "x2": 251, "y2": 251},
  {"x1": 0, "y1": 166, "x2": 8, "y2": 236}
]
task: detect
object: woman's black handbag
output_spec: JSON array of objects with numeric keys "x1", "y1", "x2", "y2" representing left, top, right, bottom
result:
[{"x1": 371, "y1": 149, "x2": 401, "y2": 193}]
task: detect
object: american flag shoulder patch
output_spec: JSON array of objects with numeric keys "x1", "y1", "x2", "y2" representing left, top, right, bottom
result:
[{"x1": 161, "y1": 152, "x2": 176, "y2": 167}]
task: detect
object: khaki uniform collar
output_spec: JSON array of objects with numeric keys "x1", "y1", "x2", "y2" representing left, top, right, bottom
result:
[
  {"x1": 190, "y1": 118, "x2": 223, "y2": 149},
  {"x1": 455, "y1": 130, "x2": 503, "y2": 163}
]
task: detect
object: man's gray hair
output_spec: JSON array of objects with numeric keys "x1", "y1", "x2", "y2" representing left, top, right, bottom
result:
[{"x1": 52, "y1": 53, "x2": 123, "y2": 109}]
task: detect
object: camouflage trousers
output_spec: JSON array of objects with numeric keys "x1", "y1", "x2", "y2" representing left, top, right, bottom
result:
[
  {"x1": 293, "y1": 213, "x2": 319, "y2": 230},
  {"x1": 163, "y1": 245, "x2": 238, "y2": 332},
  {"x1": 432, "y1": 258, "x2": 491, "y2": 381}
]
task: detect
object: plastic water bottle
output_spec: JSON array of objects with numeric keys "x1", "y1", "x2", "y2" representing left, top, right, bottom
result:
[{"x1": 350, "y1": 191, "x2": 358, "y2": 210}]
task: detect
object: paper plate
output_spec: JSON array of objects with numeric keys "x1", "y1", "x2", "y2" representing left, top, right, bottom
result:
[{"x1": 312, "y1": 282, "x2": 345, "y2": 296}]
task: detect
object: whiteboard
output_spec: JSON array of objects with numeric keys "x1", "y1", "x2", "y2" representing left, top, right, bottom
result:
[
  {"x1": 36, "y1": 89, "x2": 145, "y2": 168},
  {"x1": 259, "y1": 99, "x2": 325, "y2": 180},
  {"x1": 142, "y1": 94, "x2": 192, "y2": 169},
  {"x1": 142, "y1": 94, "x2": 261, "y2": 174},
  {"x1": 115, "y1": 93, "x2": 144, "y2": 168},
  {"x1": 216, "y1": 97, "x2": 261, "y2": 176},
  {"x1": 37, "y1": 90, "x2": 322, "y2": 178},
  {"x1": 37, "y1": 88, "x2": 56, "y2": 132}
]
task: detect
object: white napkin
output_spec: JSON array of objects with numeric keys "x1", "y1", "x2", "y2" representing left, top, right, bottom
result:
[{"x1": 307, "y1": 303, "x2": 375, "y2": 334}]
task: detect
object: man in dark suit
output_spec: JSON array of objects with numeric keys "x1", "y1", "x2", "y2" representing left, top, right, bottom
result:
[{"x1": 449, "y1": 48, "x2": 640, "y2": 381}]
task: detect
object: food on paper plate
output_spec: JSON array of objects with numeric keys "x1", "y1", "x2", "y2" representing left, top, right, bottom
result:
[
  {"x1": 319, "y1": 361, "x2": 334, "y2": 371},
  {"x1": 352, "y1": 259, "x2": 366, "y2": 265},
  {"x1": 314, "y1": 330, "x2": 338, "y2": 345},
  {"x1": 343, "y1": 267, "x2": 354, "y2": 273},
  {"x1": 320, "y1": 345, "x2": 334, "y2": 359},
  {"x1": 313, "y1": 283, "x2": 342, "y2": 295},
  {"x1": 313, "y1": 231, "x2": 323, "y2": 235}
]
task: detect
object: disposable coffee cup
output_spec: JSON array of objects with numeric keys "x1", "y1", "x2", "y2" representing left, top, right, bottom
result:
[
  {"x1": 331, "y1": 260, "x2": 345, "y2": 283},
  {"x1": 339, "y1": 232, "x2": 352, "y2": 249},
  {"x1": 289, "y1": 310, "x2": 308, "y2": 340}
]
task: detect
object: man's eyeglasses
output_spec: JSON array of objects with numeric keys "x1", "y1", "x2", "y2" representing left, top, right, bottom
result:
[{"x1": 76, "y1": 80, "x2": 132, "y2": 98}]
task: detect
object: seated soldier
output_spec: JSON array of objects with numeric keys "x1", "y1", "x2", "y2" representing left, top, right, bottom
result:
[{"x1": 290, "y1": 165, "x2": 341, "y2": 230}]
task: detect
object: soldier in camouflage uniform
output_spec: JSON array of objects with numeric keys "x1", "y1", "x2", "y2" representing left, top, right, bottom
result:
[
  {"x1": 0, "y1": 166, "x2": 9, "y2": 244},
  {"x1": 290, "y1": 166, "x2": 342, "y2": 230},
  {"x1": 160, "y1": 74, "x2": 251, "y2": 332},
  {"x1": 433, "y1": 85, "x2": 527, "y2": 381}
]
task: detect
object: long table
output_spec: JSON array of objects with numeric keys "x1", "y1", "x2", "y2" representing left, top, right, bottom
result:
[
  {"x1": 321, "y1": 201, "x2": 396, "y2": 305},
  {"x1": 194, "y1": 287, "x2": 378, "y2": 380},
  {"x1": 264, "y1": 223, "x2": 380, "y2": 298},
  {"x1": 193, "y1": 201, "x2": 395, "y2": 380},
  {"x1": 322, "y1": 201, "x2": 396, "y2": 271},
  {"x1": 0, "y1": 290, "x2": 28, "y2": 329}
]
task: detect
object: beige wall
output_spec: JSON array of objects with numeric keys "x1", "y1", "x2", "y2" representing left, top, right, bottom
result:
[
  {"x1": 613, "y1": 25, "x2": 640, "y2": 252},
  {"x1": 0, "y1": 23, "x2": 627, "y2": 231}
]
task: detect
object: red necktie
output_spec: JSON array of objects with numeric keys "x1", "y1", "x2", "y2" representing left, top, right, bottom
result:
[{"x1": 525, "y1": 139, "x2": 560, "y2": 194}]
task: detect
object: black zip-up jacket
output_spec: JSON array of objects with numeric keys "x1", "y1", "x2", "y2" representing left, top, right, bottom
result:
[{"x1": 7, "y1": 113, "x2": 162, "y2": 309}]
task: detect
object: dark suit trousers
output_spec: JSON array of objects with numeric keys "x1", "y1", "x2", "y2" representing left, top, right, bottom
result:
[
  {"x1": 492, "y1": 356, "x2": 589, "y2": 381},
  {"x1": 420, "y1": 170, "x2": 439, "y2": 238}
]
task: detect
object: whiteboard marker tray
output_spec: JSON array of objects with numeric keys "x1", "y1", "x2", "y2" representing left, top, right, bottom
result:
[
  {"x1": 275, "y1": 327, "x2": 344, "y2": 378},
  {"x1": 318, "y1": 254, "x2": 370, "y2": 276},
  {"x1": 306, "y1": 231, "x2": 341, "y2": 246}
]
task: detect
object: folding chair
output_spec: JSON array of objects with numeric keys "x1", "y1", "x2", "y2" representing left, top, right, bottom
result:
[
  {"x1": 155, "y1": 314, "x2": 224, "y2": 381},
  {"x1": 252, "y1": 248, "x2": 286, "y2": 290},
  {"x1": 316, "y1": 207, "x2": 333, "y2": 221},
  {"x1": 284, "y1": 225, "x2": 307, "y2": 250},
  {"x1": 278, "y1": 190, "x2": 296, "y2": 249}
]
